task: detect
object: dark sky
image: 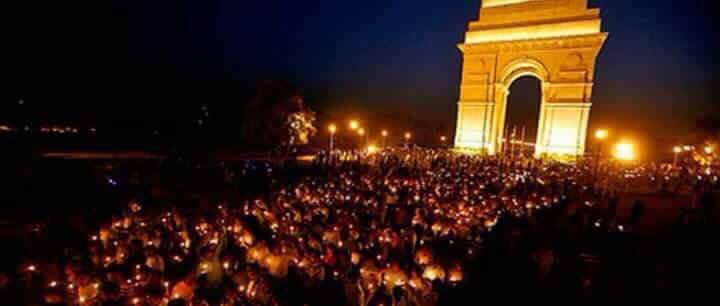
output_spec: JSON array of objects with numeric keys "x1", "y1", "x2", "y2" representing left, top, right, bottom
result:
[{"x1": 4, "y1": 0, "x2": 717, "y2": 140}]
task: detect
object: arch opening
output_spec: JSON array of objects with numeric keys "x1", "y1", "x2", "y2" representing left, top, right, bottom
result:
[{"x1": 502, "y1": 76, "x2": 542, "y2": 156}]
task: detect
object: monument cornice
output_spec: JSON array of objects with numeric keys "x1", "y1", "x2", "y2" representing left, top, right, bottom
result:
[
  {"x1": 468, "y1": 13, "x2": 600, "y2": 32},
  {"x1": 458, "y1": 33, "x2": 607, "y2": 54}
]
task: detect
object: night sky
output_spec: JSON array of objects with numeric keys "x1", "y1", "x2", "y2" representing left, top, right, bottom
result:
[{"x1": 4, "y1": 0, "x2": 717, "y2": 143}]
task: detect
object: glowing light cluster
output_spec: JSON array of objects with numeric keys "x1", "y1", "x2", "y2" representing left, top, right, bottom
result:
[
  {"x1": 595, "y1": 129, "x2": 609, "y2": 140},
  {"x1": 614, "y1": 142, "x2": 635, "y2": 161},
  {"x1": 349, "y1": 120, "x2": 359, "y2": 131}
]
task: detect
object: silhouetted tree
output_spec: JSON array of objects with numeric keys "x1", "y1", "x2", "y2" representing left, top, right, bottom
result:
[{"x1": 240, "y1": 81, "x2": 316, "y2": 150}]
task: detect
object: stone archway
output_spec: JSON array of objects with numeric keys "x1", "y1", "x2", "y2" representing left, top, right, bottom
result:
[
  {"x1": 494, "y1": 57, "x2": 549, "y2": 156},
  {"x1": 454, "y1": 0, "x2": 607, "y2": 157}
]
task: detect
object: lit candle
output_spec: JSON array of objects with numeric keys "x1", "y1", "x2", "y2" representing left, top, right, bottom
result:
[
  {"x1": 414, "y1": 248, "x2": 433, "y2": 266},
  {"x1": 422, "y1": 264, "x2": 446, "y2": 282},
  {"x1": 448, "y1": 266, "x2": 464, "y2": 283}
]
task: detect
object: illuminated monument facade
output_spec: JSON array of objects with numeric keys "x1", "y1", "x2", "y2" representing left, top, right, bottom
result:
[{"x1": 454, "y1": 0, "x2": 607, "y2": 156}]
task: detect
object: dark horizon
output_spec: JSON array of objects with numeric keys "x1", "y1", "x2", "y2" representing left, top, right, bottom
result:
[{"x1": 3, "y1": 0, "x2": 718, "y2": 144}]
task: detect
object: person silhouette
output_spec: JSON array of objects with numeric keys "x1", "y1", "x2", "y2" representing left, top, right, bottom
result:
[{"x1": 631, "y1": 200, "x2": 645, "y2": 226}]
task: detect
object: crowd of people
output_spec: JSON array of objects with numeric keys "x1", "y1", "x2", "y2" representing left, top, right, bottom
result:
[{"x1": 4, "y1": 147, "x2": 718, "y2": 305}]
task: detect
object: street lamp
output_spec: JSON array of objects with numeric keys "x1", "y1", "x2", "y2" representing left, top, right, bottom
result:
[
  {"x1": 705, "y1": 146, "x2": 714, "y2": 155},
  {"x1": 595, "y1": 129, "x2": 609, "y2": 141},
  {"x1": 349, "y1": 120, "x2": 359, "y2": 131},
  {"x1": 357, "y1": 127, "x2": 367, "y2": 148},
  {"x1": 404, "y1": 132, "x2": 412, "y2": 146},
  {"x1": 673, "y1": 146, "x2": 682, "y2": 168},
  {"x1": 614, "y1": 142, "x2": 635, "y2": 161},
  {"x1": 594, "y1": 129, "x2": 609, "y2": 154},
  {"x1": 594, "y1": 129, "x2": 609, "y2": 180},
  {"x1": 328, "y1": 124, "x2": 337, "y2": 152},
  {"x1": 381, "y1": 130, "x2": 389, "y2": 147},
  {"x1": 440, "y1": 136, "x2": 447, "y2": 147}
]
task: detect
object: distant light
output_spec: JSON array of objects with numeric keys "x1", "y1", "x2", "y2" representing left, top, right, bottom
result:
[
  {"x1": 683, "y1": 145, "x2": 692, "y2": 152},
  {"x1": 367, "y1": 144, "x2": 378, "y2": 154},
  {"x1": 349, "y1": 120, "x2": 359, "y2": 131},
  {"x1": 18, "y1": 99, "x2": 25, "y2": 105},
  {"x1": 357, "y1": 128, "x2": 365, "y2": 136},
  {"x1": 705, "y1": 146, "x2": 714, "y2": 154},
  {"x1": 328, "y1": 124, "x2": 337, "y2": 134},
  {"x1": 595, "y1": 129, "x2": 609, "y2": 140},
  {"x1": 673, "y1": 146, "x2": 683, "y2": 154},
  {"x1": 404, "y1": 132, "x2": 412, "y2": 140},
  {"x1": 381, "y1": 130, "x2": 389, "y2": 137},
  {"x1": 440, "y1": 136, "x2": 447, "y2": 142},
  {"x1": 614, "y1": 142, "x2": 635, "y2": 161}
]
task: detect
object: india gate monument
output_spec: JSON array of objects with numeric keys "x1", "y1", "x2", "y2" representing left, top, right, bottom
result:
[{"x1": 454, "y1": 0, "x2": 607, "y2": 157}]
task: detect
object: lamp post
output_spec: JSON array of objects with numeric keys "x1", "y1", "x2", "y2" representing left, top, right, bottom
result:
[
  {"x1": 440, "y1": 136, "x2": 447, "y2": 147},
  {"x1": 358, "y1": 128, "x2": 367, "y2": 148},
  {"x1": 705, "y1": 145, "x2": 715, "y2": 166},
  {"x1": 349, "y1": 120, "x2": 360, "y2": 149},
  {"x1": 381, "y1": 130, "x2": 389, "y2": 148},
  {"x1": 328, "y1": 124, "x2": 337, "y2": 152},
  {"x1": 673, "y1": 146, "x2": 682, "y2": 168},
  {"x1": 594, "y1": 129, "x2": 609, "y2": 182},
  {"x1": 404, "y1": 132, "x2": 412, "y2": 146}
]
